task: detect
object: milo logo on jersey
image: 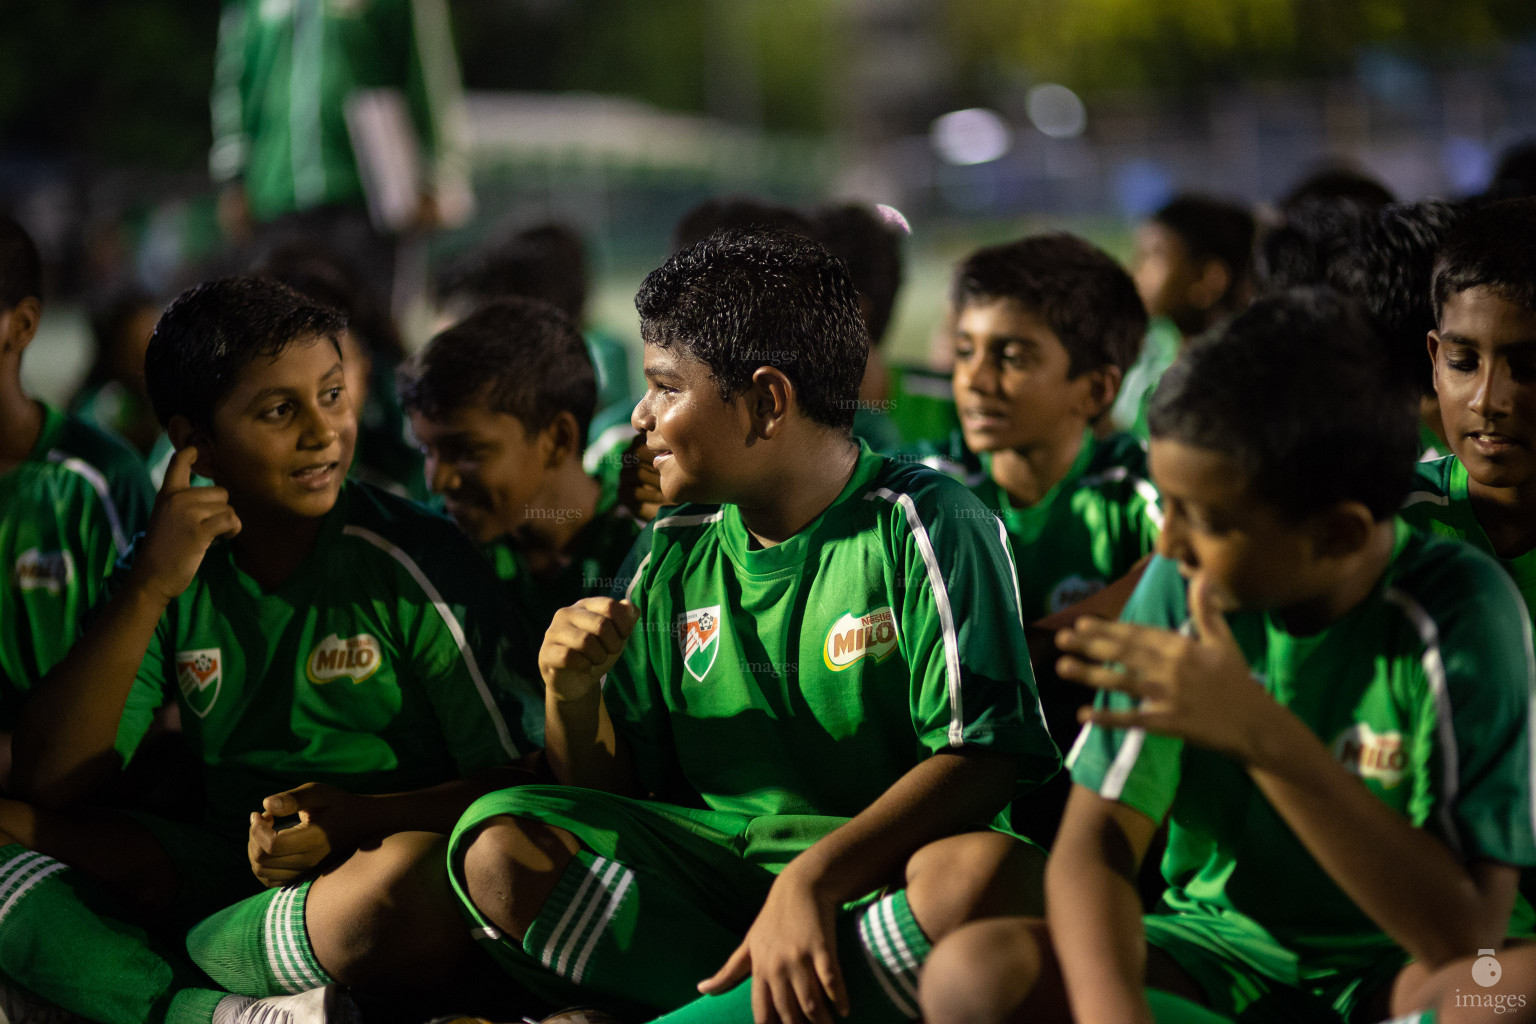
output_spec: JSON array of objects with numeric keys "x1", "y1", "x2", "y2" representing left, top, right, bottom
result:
[
  {"x1": 12, "y1": 549, "x2": 74, "y2": 596},
  {"x1": 1332, "y1": 722, "x2": 1408, "y2": 789},
  {"x1": 1048, "y1": 575, "x2": 1106, "y2": 614},
  {"x1": 679, "y1": 606, "x2": 723, "y2": 682},
  {"x1": 823, "y1": 607, "x2": 900, "y2": 672},
  {"x1": 305, "y1": 633, "x2": 384, "y2": 685},
  {"x1": 175, "y1": 648, "x2": 223, "y2": 718}
]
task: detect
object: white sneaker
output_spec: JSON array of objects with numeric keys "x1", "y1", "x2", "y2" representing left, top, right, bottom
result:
[{"x1": 218, "y1": 986, "x2": 359, "y2": 1024}]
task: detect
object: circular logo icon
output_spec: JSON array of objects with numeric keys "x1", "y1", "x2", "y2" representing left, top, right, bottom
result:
[{"x1": 1473, "y1": 950, "x2": 1503, "y2": 988}]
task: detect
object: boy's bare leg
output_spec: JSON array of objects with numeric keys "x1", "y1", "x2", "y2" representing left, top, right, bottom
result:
[
  {"x1": 1386, "y1": 944, "x2": 1536, "y2": 1024},
  {"x1": 0, "y1": 797, "x2": 178, "y2": 912},
  {"x1": 305, "y1": 831, "x2": 480, "y2": 989}
]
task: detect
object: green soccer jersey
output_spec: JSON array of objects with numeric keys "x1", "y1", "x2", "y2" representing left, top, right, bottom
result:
[
  {"x1": 484, "y1": 496, "x2": 642, "y2": 633},
  {"x1": 886, "y1": 427, "x2": 986, "y2": 488},
  {"x1": 1069, "y1": 529, "x2": 1536, "y2": 978},
  {"x1": 113, "y1": 481, "x2": 542, "y2": 834},
  {"x1": 605, "y1": 443, "x2": 1060, "y2": 822},
  {"x1": 970, "y1": 430, "x2": 1161, "y2": 621},
  {"x1": 1, "y1": 405, "x2": 153, "y2": 720},
  {"x1": 1401, "y1": 454, "x2": 1536, "y2": 624},
  {"x1": 32, "y1": 402, "x2": 153, "y2": 542}
]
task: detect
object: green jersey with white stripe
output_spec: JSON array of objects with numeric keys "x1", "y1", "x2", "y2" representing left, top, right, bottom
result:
[
  {"x1": 605, "y1": 443, "x2": 1060, "y2": 822},
  {"x1": 113, "y1": 481, "x2": 542, "y2": 834},
  {"x1": 1069, "y1": 527, "x2": 1536, "y2": 976},
  {"x1": 1, "y1": 405, "x2": 152, "y2": 722},
  {"x1": 970, "y1": 431, "x2": 1161, "y2": 621},
  {"x1": 1401, "y1": 455, "x2": 1536, "y2": 624}
]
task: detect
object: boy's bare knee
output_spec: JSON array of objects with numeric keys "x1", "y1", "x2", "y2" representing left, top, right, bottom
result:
[
  {"x1": 919, "y1": 918, "x2": 1056, "y2": 1024},
  {"x1": 905, "y1": 831, "x2": 1046, "y2": 939},
  {"x1": 462, "y1": 815, "x2": 579, "y2": 941}
]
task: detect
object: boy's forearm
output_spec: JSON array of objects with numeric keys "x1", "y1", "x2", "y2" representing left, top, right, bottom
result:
[
  {"x1": 543, "y1": 688, "x2": 636, "y2": 796},
  {"x1": 13, "y1": 580, "x2": 168, "y2": 807},
  {"x1": 1246, "y1": 708, "x2": 1507, "y2": 965},
  {"x1": 1046, "y1": 788, "x2": 1157, "y2": 1024},
  {"x1": 789, "y1": 749, "x2": 1017, "y2": 903}
]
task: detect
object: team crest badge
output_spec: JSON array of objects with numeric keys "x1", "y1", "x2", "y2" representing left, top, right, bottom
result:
[
  {"x1": 823, "y1": 607, "x2": 900, "y2": 672},
  {"x1": 175, "y1": 648, "x2": 222, "y2": 718},
  {"x1": 679, "y1": 606, "x2": 723, "y2": 682}
]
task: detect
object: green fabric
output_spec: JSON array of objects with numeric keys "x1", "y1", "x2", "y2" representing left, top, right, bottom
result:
[
  {"x1": 1111, "y1": 317, "x2": 1182, "y2": 442},
  {"x1": 0, "y1": 844, "x2": 219, "y2": 1024},
  {"x1": 32, "y1": 402, "x2": 154, "y2": 540},
  {"x1": 114, "y1": 812, "x2": 257, "y2": 927},
  {"x1": 69, "y1": 381, "x2": 157, "y2": 458},
  {"x1": 447, "y1": 788, "x2": 930, "y2": 1020},
  {"x1": 1144, "y1": 988, "x2": 1237, "y2": 1024},
  {"x1": 1070, "y1": 530, "x2": 1536, "y2": 989},
  {"x1": 210, "y1": 0, "x2": 466, "y2": 221},
  {"x1": 482, "y1": 496, "x2": 641, "y2": 634},
  {"x1": 111, "y1": 481, "x2": 542, "y2": 835},
  {"x1": 187, "y1": 881, "x2": 334, "y2": 997},
  {"x1": 1144, "y1": 914, "x2": 1405, "y2": 1023},
  {"x1": 1416, "y1": 423, "x2": 1446, "y2": 462},
  {"x1": 885, "y1": 427, "x2": 986, "y2": 488},
  {"x1": 852, "y1": 407, "x2": 903, "y2": 453},
  {"x1": 583, "y1": 399, "x2": 642, "y2": 516},
  {"x1": 583, "y1": 327, "x2": 635, "y2": 418},
  {"x1": 884, "y1": 365, "x2": 961, "y2": 447},
  {"x1": 971, "y1": 430, "x2": 1161, "y2": 621},
  {"x1": 607, "y1": 442, "x2": 1058, "y2": 818}
]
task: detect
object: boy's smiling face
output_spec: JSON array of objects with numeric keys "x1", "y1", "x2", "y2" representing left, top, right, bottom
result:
[
  {"x1": 410, "y1": 403, "x2": 548, "y2": 544},
  {"x1": 1149, "y1": 437, "x2": 1325, "y2": 614},
  {"x1": 952, "y1": 297, "x2": 1098, "y2": 456},
  {"x1": 1430, "y1": 285, "x2": 1536, "y2": 492},
  {"x1": 199, "y1": 334, "x2": 356, "y2": 520},
  {"x1": 632, "y1": 342, "x2": 747, "y2": 505}
]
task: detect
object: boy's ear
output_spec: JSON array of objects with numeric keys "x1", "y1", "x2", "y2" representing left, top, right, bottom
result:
[
  {"x1": 166, "y1": 415, "x2": 217, "y2": 479},
  {"x1": 747, "y1": 366, "x2": 793, "y2": 439},
  {"x1": 1309, "y1": 501, "x2": 1377, "y2": 561},
  {"x1": 1076, "y1": 365, "x2": 1124, "y2": 421},
  {"x1": 1426, "y1": 329, "x2": 1442, "y2": 394},
  {"x1": 1187, "y1": 260, "x2": 1232, "y2": 312},
  {"x1": 541, "y1": 410, "x2": 583, "y2": 467},
  {"x1": 0, "y1": 298, "x2": 41, "y2": 357}
]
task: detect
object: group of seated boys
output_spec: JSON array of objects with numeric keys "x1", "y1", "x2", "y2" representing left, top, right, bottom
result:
[{"x1": 2, "y1": 179, "x2": 1536, "y2": 1024}]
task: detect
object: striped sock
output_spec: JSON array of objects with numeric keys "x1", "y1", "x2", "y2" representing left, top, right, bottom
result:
[
  {"x1": 0, "y1": 843, "x2": 220, "y2": 1024},
  {"x1": 854, "y1": 891, "x2": 931, "y2": 1019},
  {"x1": 650, "y1": 890, "x2": 931, "y2": 1024},
  {"x1": 514, "y1": 850, "x2": 740, "y2": 1012},
  {"x1": 186, "y1": 881, "x2": 334, "y2": 997}
]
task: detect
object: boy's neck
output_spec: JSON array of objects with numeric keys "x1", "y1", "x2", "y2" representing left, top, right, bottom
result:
[
  {"x1": 1467, "y1": 475, "x2": 1536, "y2": 560},
  {"x1": 989, "y1": 428, "x2": 1087, "y2": 509},
  {"x1": 1273, "y1": 519, "x2": 1399, "y2": 636},
  {"x1": 230, "y1": 508, "x2": 327, "y2": 590},
  {"x1": 516, "y1": 464, "x2": 603, "y2": 577},
  {"x1": 737, "y1": 433, "x2": 862, "y2": 548},
  {"x1": 0, "y1": 391, "x2": 44, "y2": 470}
]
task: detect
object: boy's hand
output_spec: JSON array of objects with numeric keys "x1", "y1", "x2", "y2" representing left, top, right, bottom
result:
[
  {"x1": 698, "y1": 862, "x2": 849, "y2": 1024},
  {"x1": 130, "y1": 447, "x2": 241, "y2": 604},
  {"x1": 617, "y1": 435, "x2": 665, "y2": 521},
  {"x1": 540, "y1": 597, "x2": 639, "y2": 703},
  {"x1": 247, "y1": 783, "x2": 366, "y2": 887},
  {"x1": 1056, "y1": 574, "x2": 1276, "y2": 762}
]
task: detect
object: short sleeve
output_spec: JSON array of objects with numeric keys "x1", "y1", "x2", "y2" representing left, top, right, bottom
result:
[
  {"x1": 882, "y1": 481, "x2": 1059, "y2": 784},
  {"x1": 1066, "y1": 555, "x2": 1187, "y2": 823}
]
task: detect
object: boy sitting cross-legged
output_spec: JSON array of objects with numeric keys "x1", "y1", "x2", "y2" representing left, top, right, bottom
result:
[
  {"x1": 918, "y1": 288, "x2": 1536, "y2": 1024},
  {"x1": 444, "y1": 229, "x2": 1062, "y2": 1024},
  {"x1": 0, "y1": 277, "x2": 542, "y2": 1024},
  {"x1": 398, "y1": 297, "x2": 641, "y2": 633}
]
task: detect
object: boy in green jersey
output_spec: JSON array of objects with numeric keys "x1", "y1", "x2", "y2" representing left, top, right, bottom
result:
[
  {"x1": 446, "y1": 229, "x2": 1061, "y2": 1023},
  {"x1": 917, "y1": 289, "x2": 1536, "y2": 1024},
  {"x1": 947, "y1": 234, "x2": 1161, "y2": 625},
  {"x1": 398, "y1": 297, "x2": 641, "y2": 631},
  {"x1": 1402, "y1": 198, "x2": 1536, "y2": 620},
  {"x1": 0, "y1": 277, "x2": 541, "y2": 1024},
  {"x1": 0, "y1": 213, "x2": 154, "y2": 763}
]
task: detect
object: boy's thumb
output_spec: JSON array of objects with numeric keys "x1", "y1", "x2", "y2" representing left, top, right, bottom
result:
[{"x1": 263, "y1": 791, "x2": 297, "y2": 816}]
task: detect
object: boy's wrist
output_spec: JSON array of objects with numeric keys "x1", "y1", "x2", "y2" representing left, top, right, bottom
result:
[{"x1": 120, "y1": 570, "x2": 177, "y2": 614}]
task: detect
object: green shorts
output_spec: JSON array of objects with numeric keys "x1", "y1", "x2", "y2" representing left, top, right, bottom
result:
[
  {"x1": 119, "y1": 811, "x2": 261, "y2": 928},
  {"x1": 1144, "y1": 912, "x2": 1406, "y2": 1024},
  {"x1": 445, "y1": 785, "x2": 854, "y2": 1015}
]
